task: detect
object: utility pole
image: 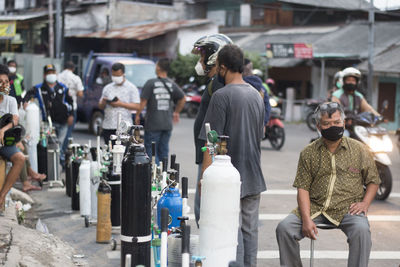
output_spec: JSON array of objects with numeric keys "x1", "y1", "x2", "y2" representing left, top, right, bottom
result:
[
  {"x1": 55, "y1": 0, "x2": 62, "y2": 58},
  {"x1": 48, "y1": 0, "x2": 54, "y2": 58},
  {"x1": 367, "y1": 0, "x2": 375, "y2": 102}
]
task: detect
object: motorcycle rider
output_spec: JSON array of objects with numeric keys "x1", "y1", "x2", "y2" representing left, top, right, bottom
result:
[
  {"x1": 191, "y1": 33, "x2": 232, "y2": 227},
  {"x1": 327, "y1": 70, "x2": 343, "y2": 101},
  {"x1": 331, "y1": 67, "x2": 380, "y2": 116}
]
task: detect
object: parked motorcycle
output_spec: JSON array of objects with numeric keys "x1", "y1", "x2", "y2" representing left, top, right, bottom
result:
[
  {"x1": 305, "y1": 99, "x2": 325, "y2": 131},
  {"x1": 183, "y1": 92, "x2": 201, "y2": 118},
  {"x1": 263, "y1": 98, "x2": 285, "y2": 150},
  {"x1": 348, "y1": 110, "x2": 393, "y2": 200}
]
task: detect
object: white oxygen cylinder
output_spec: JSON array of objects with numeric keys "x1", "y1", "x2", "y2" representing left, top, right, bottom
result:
[
  {"x1": 79, "y1": 159, "x2": 91, "y2": 216},
  {"x1": 199, "y1": 155, "x2": 241, "y2": 267},
  {"x1": 25, "y1": 102, "x2": 41, "y2": 172},
  {"x1": 90, "y1": 161, "x2": 99, "y2": 220}
]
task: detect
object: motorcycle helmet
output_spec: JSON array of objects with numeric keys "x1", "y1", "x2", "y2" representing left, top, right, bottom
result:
[
  {"x1": 342, "y1": 67, "x2": 361, "y2": 84},
  {"x1": 253, "y1": 69, "x2": 263, "y2": 78},
  {"x1": 333, "y1": 70, "x2": 343, "y2": 89},
  {"x1": 0, "y1": 114, "x2": 24, "y2": 146},
  {"x1": 192, "y1": 34, "x2": 233, "y2": 73}
]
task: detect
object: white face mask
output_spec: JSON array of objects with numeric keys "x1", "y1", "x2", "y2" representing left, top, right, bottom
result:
[
  {"x1": 8, "y1": 67, "x2": 16, "y2": 74},
  {"x1": 195, "y1": 61, "x2": 205, "y2": 76},
  {"x1": 46, "y1": 74, "x2": 57, "y2": 84},
  {"x1": 112, "y1": 75, "x2": 124, "y2": 85}
]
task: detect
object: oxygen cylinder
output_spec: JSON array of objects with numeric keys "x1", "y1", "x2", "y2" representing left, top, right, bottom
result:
[
  {"x1": 37, "y1": 132, "x2": 47, "y2": 178},
  {"x1": 71, "y1": 157, "x2": 81, "y2": 211},
  {"x1": 79, "y1": 157, "x2": 91, "y2": 217},
  {"x1": 47, "y1": 131, "x2": 60, "y2": 181},
  {"x1": 121, "y1": 144, "x2": 151, "y2": 267},
  {"x1": 109, "y1": 173, "x2": 121, "y2": 227},
  {"x1": 157, "y1": 187, "x2": 182, "y2": 228},
  {"x1": 90, "y1": 160, "x2": 99, "y2": 220},
  {"x1": 199, "y1": 155, "x2": 241, "y2": 267},
  {"x1": 25, "y1": 102, "x2": 40, "y2": 172},
  {"x1": 96, "y1": 179, "x2": 112, "y2": 243}
]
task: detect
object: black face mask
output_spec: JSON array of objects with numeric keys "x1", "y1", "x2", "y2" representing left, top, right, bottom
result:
[
  {"x1": 217, "y1": 73, "x2": 225, "y2": 86},
  {"x1": 320, "y1": 126, "x2": 344, "y2": 141},
  {"x1": 343, "y1": 83, "x2": 357, "y2": 93}
]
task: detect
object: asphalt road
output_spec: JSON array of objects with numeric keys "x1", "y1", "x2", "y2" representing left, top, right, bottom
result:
[{"x1": 27, "y1": 117, "x2": 400, "y2": 267}]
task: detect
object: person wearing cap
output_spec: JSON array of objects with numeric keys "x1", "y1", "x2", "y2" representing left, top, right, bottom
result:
[
  {"x1": 57, "y1": 61, "x2": 84, "y2": 157},
  {"x1": 276, "y1": 102, "x2": 380, "y2": 267},
  {"x1": 23, "y1": 64, "x2": 74, "y2": 165},
  {"x1": 7, "y1": 60, "x2": 25, "y2": 107}
]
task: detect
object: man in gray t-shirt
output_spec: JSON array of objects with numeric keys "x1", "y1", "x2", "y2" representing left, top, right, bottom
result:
[
  {"x1": 135, "y1": 58, "x2": 185, "y2": 164},
  {"x1": 199, "y1": 45, "x2": 265, "y2": 267}
]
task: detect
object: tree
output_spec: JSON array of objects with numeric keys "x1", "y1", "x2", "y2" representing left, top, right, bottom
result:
[{"x1": 169, "y1": 53, "x2": 201, "y2": 86}]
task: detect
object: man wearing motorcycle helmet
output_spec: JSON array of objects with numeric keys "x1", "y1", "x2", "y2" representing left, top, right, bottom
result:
[
  {"x1": 0, "y1": 64, "x2": 26, "y2": 209},
  {"x1": 331, "y1": 67, "x2": 379, "y2": 116},
  {"x1": 191, "y1": 33, "x2": 232, "y2": 228}
]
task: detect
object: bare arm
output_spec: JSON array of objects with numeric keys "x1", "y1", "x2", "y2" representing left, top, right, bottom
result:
[
  {"x1": 110, "y1": 100, "x2": 140, "y2": 111},
  {"x1": 331, "y1": 95, "x2": 341, "y2": 105},
  {"x1": 98, "y1": 98, "x2": 107, "y2": 110},
  {"x1": 360, "y1": 98, "x2": 380, "y2": 116},
  {"x1": 77, "y1": 91, "x2": 84, "y2": 98},
  {"x1": 134, "y1": 99, "x2": 148, "y2": 125},
  {"x1": 298, "y1": 188, "x2": 318, "y2": 240},
  {"x1": 173, "y1": 97, "x2": 186, "y2": 123}
]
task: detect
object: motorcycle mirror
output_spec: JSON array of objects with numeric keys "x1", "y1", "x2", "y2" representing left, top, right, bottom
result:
[{"x1": 382, "y1": 100, "x2": 389, "y2": 110}]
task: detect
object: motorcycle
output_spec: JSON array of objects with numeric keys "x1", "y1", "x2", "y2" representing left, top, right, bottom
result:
[
  {"x1": 305, "y1": 99, "x2": 325, "y2": 131},
  {"x1": 263, "y1": 98, "x2": 285, "y2": 150},
  {"x1": 348, "y1": 110, "x2": 393, "y2": 200},
  {"x1": 183, "y1": 91, "x2": 201, "y2": 118}
]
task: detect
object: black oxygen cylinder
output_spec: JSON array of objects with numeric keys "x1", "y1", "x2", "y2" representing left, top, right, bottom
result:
[
  {"x1": 121, "y1": 144, "x2": 151, "y2": 267},
  {"x1": 65, "y1": 149, "x2": 72, "y2": 197},
  {"x1": 71, "y1": 158, "x2": 81, "y2": 211},
  {"x1": 109, "y1": 172, "x2": 121, "y2": 227},
  {"x1": 37, "y1": 138, "x2": 47, "y2": 181}
]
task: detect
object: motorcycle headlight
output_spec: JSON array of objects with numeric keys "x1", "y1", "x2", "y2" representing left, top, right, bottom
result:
[
  {"x1": 269, "y1": 98, "x2": 278, "y2": 107},
  {"x1": 368, "y1": 135, "x2": 393, "y2": 153}
]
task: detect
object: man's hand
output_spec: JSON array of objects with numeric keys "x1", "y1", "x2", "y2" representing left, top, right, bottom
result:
[
  {"x1": 134, "y1": 114, "x2": 140, "y2": 125},
  {"x1": 110, "y1": 100, "x2": 122, "y2": 108},
  {"x1": 349, "y1": 201, "x2": 369, "y2": 215},
  {"x1": 302, "y1": 218, "x2": 318, "y2": 240},
  {"x1": 173, "y1": 112, "x2": 180, "y2": 123},
  {"x1": 0, "y1": 128, "x2": 5, "y2": 146},
  {"x1": 67, "y1": 115, "x2": 74, "y2": 126}
]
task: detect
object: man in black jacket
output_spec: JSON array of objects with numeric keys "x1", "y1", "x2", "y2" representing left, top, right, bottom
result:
[{"x1": 23, "y1": 64, "x2": 73, "y2": 165}]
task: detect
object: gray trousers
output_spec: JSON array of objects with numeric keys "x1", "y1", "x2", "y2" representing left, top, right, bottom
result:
[
  {"x1": 236, "y1": 194, "x2": 261, "y2": 267},
  {"x1": 276, "y1": 213, "x2": 372, "y2": 267}
]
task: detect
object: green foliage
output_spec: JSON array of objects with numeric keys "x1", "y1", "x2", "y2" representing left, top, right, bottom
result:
[
  {"x1": 169, "y1": 54, "x2": 201, "y2": 86},
  {"x1": 244, "y1": 51, "x2": 268, "y2": 73}
]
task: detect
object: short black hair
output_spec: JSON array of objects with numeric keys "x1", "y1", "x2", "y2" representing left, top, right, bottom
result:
[
  {"x1": 7, "y1": 60, "x2": 16, "y2": 66},
  {"x1": 112, "y1": 62, "x2": 125, "y2": 73},
  {"x1": 65, "y1": 61, "x2": 75, "y2": 70},
  {"x1": 0, "y1": 64, "x2": 10, "y2": 76},
  {"x1": 217, "y1": 44, "x2": 244, "y2": 73},
  {"x1": 157, "y1": 58, "x2": 170, "y2": 73}
]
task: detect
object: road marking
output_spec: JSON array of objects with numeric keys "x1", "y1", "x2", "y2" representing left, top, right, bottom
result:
[
  {"x1": 188, "y1": 189, "x2": 400, "y2": 198},
  {"x1": 257, "y1": 250, "x2": 400, "y2": 259},
  {"x1": 187, "y1": 214, "x2": 400, "y2": 222}
]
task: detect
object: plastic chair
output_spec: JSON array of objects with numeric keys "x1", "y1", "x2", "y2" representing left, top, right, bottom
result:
[{"x1": 310, "y1": 223, "x2": 337, "y2": 267}]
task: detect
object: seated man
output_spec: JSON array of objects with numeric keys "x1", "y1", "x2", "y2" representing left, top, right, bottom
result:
[
  {"x1": 0, "y1": 64, "x2": 26, "y2": 208},
  {"x1": 276, "y1": 102, "x2": 380, "y2": 267}
]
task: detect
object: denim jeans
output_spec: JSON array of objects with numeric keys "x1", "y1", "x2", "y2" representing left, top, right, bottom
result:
[
  {"x1": 62, "y1": 110, "x2": 77, "y2": 154},
  {"x1": 144, "y1": 130, "x2": 171, "y2": 165},
  {"x1": 53, "y1": 122, "x2": 68, "y2": 162}
]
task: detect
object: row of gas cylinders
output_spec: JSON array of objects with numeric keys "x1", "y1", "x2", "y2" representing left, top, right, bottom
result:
[{"x1": 63, "y1": 136, "x2": 241, "y2": 267}]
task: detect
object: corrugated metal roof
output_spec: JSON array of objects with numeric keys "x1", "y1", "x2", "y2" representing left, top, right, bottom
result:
[
  {"x1": 74, "y1": 19, "x2": 212, "y2": 40},
  {"x1": 278, "y1": 0, "x2": 371, "y2": 10},
  {"x1": 358, "y1": 43, "x2": 400, "y2": 74}
]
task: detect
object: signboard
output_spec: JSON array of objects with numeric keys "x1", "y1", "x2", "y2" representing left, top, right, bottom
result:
[
  {"x1": 266, "y1": 43, "x2": 313, "y2": 59},
  {"x1": 0, "y1": 21, "x2": 16, "y2": 39}
]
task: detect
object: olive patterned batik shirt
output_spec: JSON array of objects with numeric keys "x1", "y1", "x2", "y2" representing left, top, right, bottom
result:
[{"x1": 292, "y1": 136, "x2": 380, "y2": 226}]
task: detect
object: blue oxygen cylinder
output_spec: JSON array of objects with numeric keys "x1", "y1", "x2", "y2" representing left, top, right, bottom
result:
[{"x1": 157, "y1": 187, "x2": 182, "y2": 228}]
